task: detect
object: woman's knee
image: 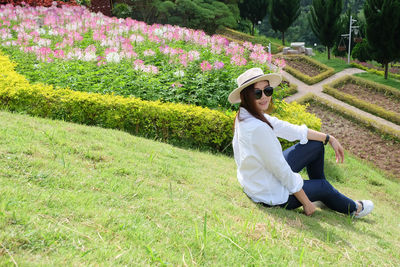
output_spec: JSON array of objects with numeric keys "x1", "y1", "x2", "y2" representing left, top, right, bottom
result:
[{"x1": 306, "y1": 140, "x2": 324, "y2": 153}]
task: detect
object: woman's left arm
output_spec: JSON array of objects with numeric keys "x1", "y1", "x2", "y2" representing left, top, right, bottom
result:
[{"x1": 307, "y1": 129, "x2": 344, "y2": 163}]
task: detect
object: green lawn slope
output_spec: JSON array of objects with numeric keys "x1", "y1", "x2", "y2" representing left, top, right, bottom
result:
[{"x1": 0, "y1": 111, "x2": 399, "y2": 266}]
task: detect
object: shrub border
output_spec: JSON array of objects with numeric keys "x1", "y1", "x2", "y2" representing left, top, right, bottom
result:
[
  {"x1": 351, "y1": 62, "x2": 400, "y2": 80},
  {"x1": 0, "y1": 54, "x2": 235, "y2": 153},
  {"x1": 281, "y1": 55, "x2": 335, "y2": 85},
  {"x1": 296, "y1": 93, "x2": 400, "y2": 141},
  {"x1": 322, "y1": 75, "x2": 400, "y2": 125},
  {"x1": 0, "y1": 52, "x2": 320, "y2": 154}
]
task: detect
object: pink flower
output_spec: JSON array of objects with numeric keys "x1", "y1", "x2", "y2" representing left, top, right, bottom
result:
[
  {"x1": 200, "y1": 60, "x2": 212, "y2": 72},
  {"x1": 179, "y1": 54, "x2": 188, "y2": 67},
  {"x1": 274, "y1": 58, "x2": 286, "y2": 68},
  {"x1": 171, "y1": 82, "x2": 183, "y2": 88},
  {"x1": 143, "y1": 49, "x2": 155, "y2": 56},
  {"x1": 230, "y1": 55, "x2": 247, "y2": 66},
  {"x1": 53, "y1": 49, "x2": 65, "y2": 59},
  {"x1": 213, "y1": 61, "x2": 224, "y2": 70}
]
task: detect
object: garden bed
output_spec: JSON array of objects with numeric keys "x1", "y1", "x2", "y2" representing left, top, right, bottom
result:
[
  {"x1": 306, "y1": 101, "x2": 400, "y2": 179},
  {"x1": 338, "y1": 83, "x2": 400, "y2": 114},
  {"x1": 278, "y1": 55, "x2": 334, "y2": 85},
  {"x1": 323, "y1": 75, "x2": 400, "y2": 125},
  {"x1": 285, "y1": 57, "x2": 321, "y2": 77}
]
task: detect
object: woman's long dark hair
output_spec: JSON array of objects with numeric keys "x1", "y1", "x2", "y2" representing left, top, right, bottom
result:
[{"x1": 234, "y1": 83, "x2": 273, "y2": 130}]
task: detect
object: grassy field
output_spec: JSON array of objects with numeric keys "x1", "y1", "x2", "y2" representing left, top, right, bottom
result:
[
  {"x1": 354, "y1": 72, "x2": 400, "y2": 90},
  {"x1": 0, "y1": 111, "x2": 399, "y2": 266},
  {"x1": 311, "y1": 52, "x2": 351, "y2": 73}
]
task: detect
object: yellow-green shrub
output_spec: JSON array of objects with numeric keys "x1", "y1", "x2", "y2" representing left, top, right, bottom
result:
[
  {"x1": 282, "y1": 55, "x2": 335, "y2": 85},
  {"x1": 275, "y1": 100, "x2": 321, "y2": 148},
  {"x1": 0, "y1": 53, "x2": 320, "y2": 153},
  {"x1": 323, "y1": 75, "x2": 400, "y2": 125},
  {"x1": 351, "y1": 62, "x2": 400, "y2": 80}
]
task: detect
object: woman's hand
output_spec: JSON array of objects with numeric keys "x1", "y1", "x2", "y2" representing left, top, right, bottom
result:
[
  {"x1": 303, "y1": 202, "x2": 316, "y2": 216},
  {"x1": 329, "y1": 136, "x2": 344, "y2": 163},
  {"x1": 293, "y1": 189, "x2": 316, "y2": 216}
]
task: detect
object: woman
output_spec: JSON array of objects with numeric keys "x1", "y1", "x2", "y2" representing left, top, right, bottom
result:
[{"x1": 229, "y1": 68, "x2": 373, "y2": 217}]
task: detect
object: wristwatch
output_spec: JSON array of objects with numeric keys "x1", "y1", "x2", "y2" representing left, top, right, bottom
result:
[{"x1": 324, "y1": 134, "x2": 330, "y2": 145}]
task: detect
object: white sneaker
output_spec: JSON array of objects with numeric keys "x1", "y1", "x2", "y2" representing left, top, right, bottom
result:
[{"x1": 354, "y1": 200, "x2": 374, "y2": 218}]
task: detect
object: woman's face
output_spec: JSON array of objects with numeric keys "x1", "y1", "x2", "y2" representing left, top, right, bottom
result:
[{"x1": 253, "y1": 80, "x2": 271, "y2": 113}]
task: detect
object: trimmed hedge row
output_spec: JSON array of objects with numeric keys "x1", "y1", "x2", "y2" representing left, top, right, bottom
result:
[
  {"x1": 296, "y1": 93, "x2": 400, "y2": 141},
  {"x1": 0, "y1": 52, "x2": 321, "y2": 153},
  {"x1": 282, "y1": 55, "x2": 335, "y2": 85},
  {"x1": 0, "y1": 53, "x2": 234, "y2": 152},
  {"x1": 322, "y1": 75, "x2": 400, "y2": 125},
  {"x1": 351, "y1": 62, "x2": 400, "y2": 80}
]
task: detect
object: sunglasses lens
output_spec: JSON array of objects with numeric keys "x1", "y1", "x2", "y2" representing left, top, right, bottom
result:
[
  {"x1": 254, "y1": 87, "x2": 273, "y2": 99},
  {"x1": 264, "y1": 87, "x2": 273, "y2": 96},
  {"x1": 254, "y1": 89, "x2": 262, "y2": 99}
]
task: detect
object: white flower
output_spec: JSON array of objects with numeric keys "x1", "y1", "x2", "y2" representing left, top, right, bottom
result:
[
  {"x1": 106, "y1": 52, "x2": 121, "y2": 63},
  {"x1": 174, "y1": 70, "x2": 185, "y2": 77},
  {"x1": 83, "y1": 51, "x2": 97, "y2": 61}
]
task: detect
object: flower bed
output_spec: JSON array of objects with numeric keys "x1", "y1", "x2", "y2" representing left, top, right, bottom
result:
[
  {"x1": 323, "y1": 76, "x2": 400, "y2": 125},
  {"x1": 305, "y1": 98, "x2": 400, "y2": 179},
  {"x1": 279, "y1": 55, "x2": 334, "y2": 85},
  {"x1": 0, "y1": 4, "x2": 292, "y2": 111},
  {"x1": 0, "y1": 52, "x2": 321, "y2": 154}
]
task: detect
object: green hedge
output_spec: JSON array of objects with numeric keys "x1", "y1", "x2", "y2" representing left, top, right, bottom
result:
[
  {"x1": 0, "y1": 52, "x2": 321, "y2": 154},
  {"x1": 322, "y1": 75, "x2": 400, "y2": 125},
  {"x1": 216, "y1": 27, "x2": 283, "y2": 54},
  {"x1": 282, "y1": 55, "x2": 335, "y2": 85},
  {"x1": 351, "y1": 62, "x2": 400, "y2": 80},
  {"x1": 296, "y1": 93, "x2": 400, "y2": 141}
]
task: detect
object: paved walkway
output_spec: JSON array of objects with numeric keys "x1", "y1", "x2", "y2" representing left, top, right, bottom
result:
[{"x1": 283, "y1": 68, "x2": 400, "y2": 133}]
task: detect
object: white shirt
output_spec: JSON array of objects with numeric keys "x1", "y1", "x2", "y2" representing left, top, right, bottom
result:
[{"x1": 233, "y1": 107, "x2": 309, "y2": 205}]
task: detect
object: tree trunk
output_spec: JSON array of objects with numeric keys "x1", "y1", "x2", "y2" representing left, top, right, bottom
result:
[
  {"x1": 282, "y1": 31, "x2": 285, "y2": 46},
  {"x1": 385, "y1": 63, "x2": 388, "y2": 79},
  {"x1": 327, "y1": 46, "x2": 331, "y2": 60},
  {"x1": 251, "y1": 22, "x2": 255, "y2": 36}
]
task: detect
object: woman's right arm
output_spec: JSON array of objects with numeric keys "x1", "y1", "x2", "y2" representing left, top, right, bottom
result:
[{"x1": 293, "y1": 189, "x2": 316, "y2": 216}]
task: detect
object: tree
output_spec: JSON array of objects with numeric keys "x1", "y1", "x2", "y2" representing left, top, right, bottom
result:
[
  {"x1": 269, "y1": 0, "x2": 301, "y2": 45},
  {"x1": 129, "y1": 0, "x2": 237, "y2": 34},
  {"x1": 308, "y1": 0, "x2": 343, "y2": 59},
  {"x1": 364, "y1": 0, "x2": 400, "y2": 79},
  {"x1": 238, "y1": 0, "x2": 270, "y2": 35}
]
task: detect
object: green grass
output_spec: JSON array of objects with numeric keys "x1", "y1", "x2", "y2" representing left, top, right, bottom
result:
[
  {"x1": 354, "y1": 72, "x2": 400, "y2": 90},
  {"x1": 1, "y1": 111, "x2": 399, "y2": 266},
  {"x1": 311, "y1": 52, "x2": 351, "y2": 73}
]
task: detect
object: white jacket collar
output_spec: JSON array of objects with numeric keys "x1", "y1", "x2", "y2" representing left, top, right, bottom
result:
[{"x1": 238, "y1": 107, "x2": 254, "y2": 121}]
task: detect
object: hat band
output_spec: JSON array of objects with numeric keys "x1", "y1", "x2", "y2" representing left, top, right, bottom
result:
[{"x1": 239, "y1": 74, "x2": 263, "y2": 87}]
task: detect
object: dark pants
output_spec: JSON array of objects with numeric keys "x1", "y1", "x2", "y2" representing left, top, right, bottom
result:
[{"x1": 280, "y1": 141, "x2": 357, "y2": 215}]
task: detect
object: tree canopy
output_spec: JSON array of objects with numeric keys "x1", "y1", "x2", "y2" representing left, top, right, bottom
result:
[
  {"x1": 364, "y1": 0, "x2": 400, "y2": 78},
  {"x1": 308, "y1": 0, "x2": 343, "y2": 59},
  {"x1": 269, "y1": 0, "x2": 301, "y2": 45},
  {"x1": 238, "y1": 0, "x2": 270, "y2": 35},
  {"x1": 125, "y1": 0, "x2": 238, "y2": 34}
]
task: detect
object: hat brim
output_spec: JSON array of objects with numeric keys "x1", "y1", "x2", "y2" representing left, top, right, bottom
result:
[{"x1": 228, "y1": 73, "x2": 282, "y2": 104}]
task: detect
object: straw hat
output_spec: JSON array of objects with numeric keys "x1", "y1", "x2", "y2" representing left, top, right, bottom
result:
[{"x1": 228, "y1": 68, "x2": 282, "y2": 104}]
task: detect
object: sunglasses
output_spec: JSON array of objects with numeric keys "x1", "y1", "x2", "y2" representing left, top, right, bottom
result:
[{"x1": 254, "y1": 87, "x2": 273, "y2": 99}]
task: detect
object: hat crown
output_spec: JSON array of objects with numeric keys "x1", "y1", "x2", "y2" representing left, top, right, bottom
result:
[{"x1": 236, "y1": 68, "x2": 264, "y2": 87}]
